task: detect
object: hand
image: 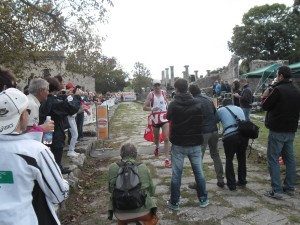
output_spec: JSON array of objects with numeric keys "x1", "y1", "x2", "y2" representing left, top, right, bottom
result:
[
  {"x1": 233, "y1": 93, "x2": 239, "y2": 97},
  {"x1": 152, "y1": 107, "x2": 159, "y2": 111},
  {"x1": 262, "y1": 88, "x2": 270, "y2": 98},
  {"x1": 41, "y1": 120, "x2": 55, "y2": 133}
]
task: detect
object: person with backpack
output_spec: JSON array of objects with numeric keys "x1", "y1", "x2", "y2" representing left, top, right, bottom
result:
[
  {"x1": 216, "y1": 98, "x2": 249, "y2": 191},
  {"x1": 143, "y1": 79, "x2": 171, "y2": 167},
  {"x1": 107, "y1": 143, "x2": 158, "y2": 225}
]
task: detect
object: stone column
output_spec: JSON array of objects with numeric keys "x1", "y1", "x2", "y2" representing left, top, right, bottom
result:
[
  {"x1": 194, "y1": 70, "x2": 198, "y2": 80},
  {"x1": 161, "y1": 70, "x2": 165, "y2": 88},
  {"x1": 165, "y1": 68, "x2": 169, "y2": 89},
  {"x1": 184, "y1": 65, "x2": 189, "y2": 80},
  {"x1": 170, "y1": 66, "x2": 174, "y2": 88}
]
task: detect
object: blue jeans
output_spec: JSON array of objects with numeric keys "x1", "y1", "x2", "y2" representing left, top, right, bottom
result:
[
  {"x1": 170, "y1": 144, "x2": 207, "y2": 204},
  {"x1": 241, "y1": 108, "x2": 251, "y2": 121},
  {"x1": 267, "y1": 131, "x2": 296, "y2": 193}
]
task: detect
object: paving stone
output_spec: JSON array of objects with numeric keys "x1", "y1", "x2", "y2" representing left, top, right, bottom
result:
[
  {"x1": 177, "y1": 205, "x2": 233, "y2": 222},
  {"x1": 224, "y1": 196, "x2": 260, "y2": 208},
  {"x1": 241, "y1": 208, "x2": 289, "y2": 225},
  {"x1": 221, "y1": 217, "x2": 251, "y2": 225}
]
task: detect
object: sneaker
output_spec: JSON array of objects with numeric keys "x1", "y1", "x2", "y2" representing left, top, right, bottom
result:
[
  {"x1": 264, "y1": 190, "x2": 283, "y2": 200},
  {"x1": 61, "y1": 167, "x2": 72, "y2": 174},
  {"x1": 217, "y1": 181, "x2": 225, "y2": 188},
  {"x1": 67, "y1": 151, "x2": 80, "y2": 157},
  {"x1": 199, "y1": 199, "x2": 209, "y2": 208},
  {"x1": 167, "y1": 200, "x2": 179, "y2": 210},
  {"x1": 165, "y1": 159, "x2": 171, "y2": 168},
  {"x1": 154, "y1": 146, "x2": 159, "y2": 157},
  {"x1": 188, "y1": 182, "x2": 197, "y2": 189},
  {"x1": 283, "y1": 187, "x2": 295, "y2": 196}
]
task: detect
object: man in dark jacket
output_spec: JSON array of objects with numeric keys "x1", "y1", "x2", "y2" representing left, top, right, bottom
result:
[
  {"x1": 262, "y1": 65, "x2": 300, "y2": 199},
  {"x1": 39, "y1": 77, "x2": 81, "y2": 174},
  {"x1": 233, "y1": 78, "x2": 253, "y2": 121},
  {"x1": 166, "y1": 78, "x2": 209, "y2": 210},
  {"x1": 188, "y1": 84, "x2": 224, "y2": 188}
]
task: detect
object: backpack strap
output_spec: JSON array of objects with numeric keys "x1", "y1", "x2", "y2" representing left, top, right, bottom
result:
[{"x1": 223, "y1": 107, "x2": 239, "y2": 133}]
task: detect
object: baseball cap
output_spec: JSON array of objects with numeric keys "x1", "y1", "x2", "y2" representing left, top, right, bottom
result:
[
  {"x1": 153, "y1": 79, "x2": 161, "y2": 85},
  {"x1": 66, "y1": 82, "x2": 75, "y2": 89},
  {"x1": 0, "y1": 88, "x2": 29, "y2": 134}
]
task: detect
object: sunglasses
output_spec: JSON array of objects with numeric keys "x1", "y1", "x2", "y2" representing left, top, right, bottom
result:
[
  {"x1": 26, "y1": 109, "x2": 31, "y2": 115},
  {"x1": 154, "y1": 84, "x2": 161, "y2": 87}
]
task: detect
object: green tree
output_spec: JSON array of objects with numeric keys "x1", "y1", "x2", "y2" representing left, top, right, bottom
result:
[
  {"x1": 228, "y1": 3, "x2": 299, "y2": 70},
  {"x1": 0, "y1": 0, "x2": 112, "y2": 72},
  {"x1": 95, "y1": 57, "x2": 128, "y2": 94},
  {"x1": 131, "y1": 62, "x2": 152, "y2": 93}
]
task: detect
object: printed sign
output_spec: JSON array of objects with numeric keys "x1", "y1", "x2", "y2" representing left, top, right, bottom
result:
[{"x1": 97, "y1": 105, "x2": 109, "y2": 139}]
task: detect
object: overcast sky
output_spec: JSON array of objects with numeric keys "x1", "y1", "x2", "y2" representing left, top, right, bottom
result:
[{"x1": 100, "y1": 0, "x2": 294, "y2": 80}]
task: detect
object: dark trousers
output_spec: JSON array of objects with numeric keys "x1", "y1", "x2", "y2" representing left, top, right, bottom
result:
[
  {"x1": 51, "y1": 147, "x2": 64, "y2": 169},
  {"x1": 76, "y1": 112, "x2": 84, "y2": 139},
  {"x1": 223, "y1": 133, "x2": 248, "y2": 189}
]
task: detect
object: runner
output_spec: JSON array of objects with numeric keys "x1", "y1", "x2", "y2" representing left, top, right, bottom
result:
[{"x1": 143, "y1": 79, "x2": 171, "y2": 167}]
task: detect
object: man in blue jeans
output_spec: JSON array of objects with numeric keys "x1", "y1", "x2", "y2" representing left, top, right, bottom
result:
[
  {"x1": 262, "y1": 65, "x2": 300, "y2": 199},
  {"x1": 166, "y1": 78, "x2": 209, "y2": 210}
]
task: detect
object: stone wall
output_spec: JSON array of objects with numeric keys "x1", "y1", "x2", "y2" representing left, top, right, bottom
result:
[
  {"x1": 194, "y1": 55, "x2": 240, "y2": 96},
  {"x1": 16, "y1": 51, "x2": 95, "y2": 92}
]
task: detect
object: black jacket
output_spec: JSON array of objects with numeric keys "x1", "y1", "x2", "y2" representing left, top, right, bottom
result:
[
  {"x1": 194, "y1": 94, "x2": 218, "y2": 134},
  {"x1": 39, "y1": 94, "x2": 81, "y2": 149},
  {"x1": 262, "y1": 80, "x2": 300, "y2": 132},
  {"x1": 240, "y1": 85, "x2": 253, "y2": 108},
  {"x1": 167, "y1": 93, "x2": 203, "y2": 146}
]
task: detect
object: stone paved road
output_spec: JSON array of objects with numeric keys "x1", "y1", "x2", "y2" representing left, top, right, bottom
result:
[{"x1": 83, "y1": 101, "x2": 300, "y2": 225}]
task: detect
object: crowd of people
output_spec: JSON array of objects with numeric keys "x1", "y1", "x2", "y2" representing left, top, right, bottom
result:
[
  {"x1": 0, "y1": 67, "x2": 105, "y2": 225},
  {"x1": 1, "y1": 65, "x2": 300, "y2": 225},
  {"x1": 107, "y1": 66, "x2": 300, "y2": 224}
]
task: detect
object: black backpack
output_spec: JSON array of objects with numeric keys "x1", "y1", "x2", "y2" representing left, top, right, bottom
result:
[{"x1": 112, "y1": 161, "x2": 147, "y2": 210}]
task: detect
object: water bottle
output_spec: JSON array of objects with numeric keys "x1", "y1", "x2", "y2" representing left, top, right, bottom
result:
[{"x1": 43, "y1": 116, "x2": 53, "y2": 144}]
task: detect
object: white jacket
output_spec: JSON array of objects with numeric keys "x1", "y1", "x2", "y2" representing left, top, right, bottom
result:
[{"x1": 0, "y1": 132, "x2": 69, "y2": 225}]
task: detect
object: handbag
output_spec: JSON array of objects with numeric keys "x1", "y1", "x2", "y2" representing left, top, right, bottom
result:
[{"x1": 224, "y1": 107, "x2": 259, "y2": 139}]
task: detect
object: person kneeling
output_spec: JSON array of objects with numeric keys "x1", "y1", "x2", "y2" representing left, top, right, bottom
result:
[{"x1": 107, "y1": 143, "x2": 158, "y2": 225}]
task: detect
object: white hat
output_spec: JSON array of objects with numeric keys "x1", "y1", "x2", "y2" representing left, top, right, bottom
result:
[
  {"x1": 0, "y1": 88, "x2": 29, "y2": 134},
  {"x1": 153, "y1": 79, "x2": 161, "y2": 85}
]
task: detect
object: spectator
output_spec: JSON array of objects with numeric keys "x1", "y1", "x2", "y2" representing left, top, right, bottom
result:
[
  {"x1": 0, "y1": 66, "x2": 17, "y2": 91},
  {"x1": 262, "y1": 66, "x2": 300, "y2": 199},
  {"x1": 65, "y1": 82, "x2": 80, "y2": 157},
  {"x1": 233, "y1": 78, "x2": 253, "y2": 121},
  {"x1": 75, "y1": 85, "x2": 87, "y2": 141},
  {"x1": 0, "y1": 88, "x2": 69, "y2": 225},
  {"x1": 188, "y1": 84, "x2": 224, "y2": 189},
  {"x1": 27, "y1": 78, "x2": 54, "y2": 133},
  {"x1": 216, "y1": 98, "x2": 249, "y2": 191},
  {"x1": 143, "y1": 79, "x2": 171, "y2": 167},
  {"x1": 108, "y1": 143, "x2": 158, "y2": 225},
  {"x1": 39, "y1": 77, "x2": 81, "y2": 174},
  {"x1": 166, "y1": 78, "x2": 209, "y2": 209},
  {"x1": 214, "y1": 80, "x2": 221, "y2": 97},
  {"x1": 231, "y1": 79, "x2": 241, "y2": 106}
]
